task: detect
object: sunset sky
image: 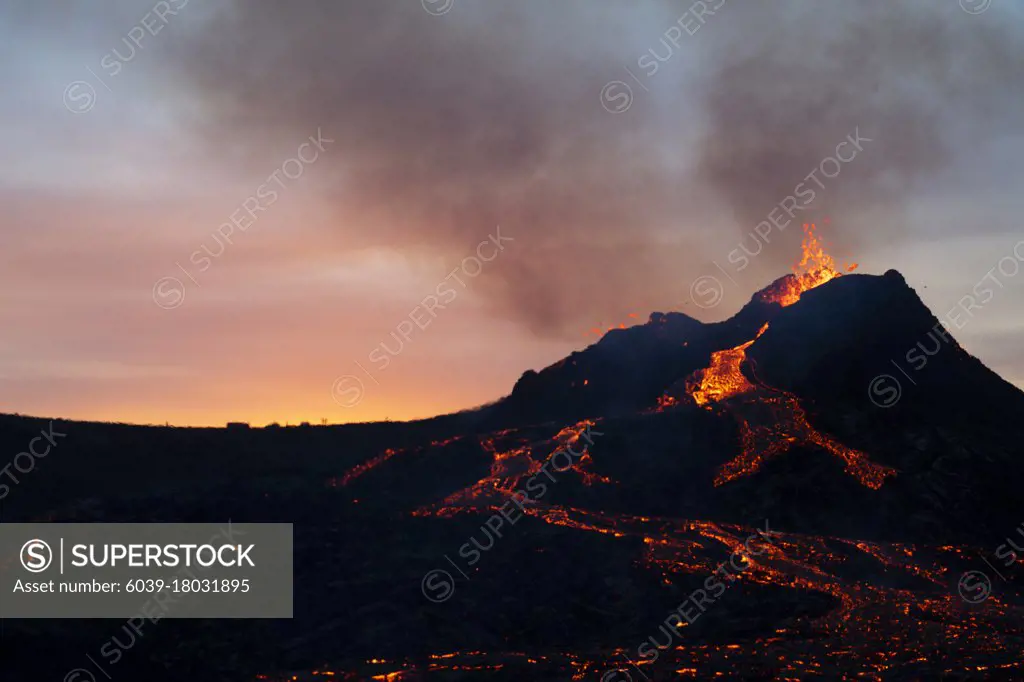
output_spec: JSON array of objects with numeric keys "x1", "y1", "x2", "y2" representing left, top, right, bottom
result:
[{"x1": 3, "y1": 0, "x2": 1023, "y2": 426}]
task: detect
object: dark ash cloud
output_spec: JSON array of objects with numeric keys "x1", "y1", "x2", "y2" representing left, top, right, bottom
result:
[
  {"x1": 693, "y1": 0, "x2": 1024, "y2": 255},
  {"x1": 166, "y1": 0, "x2": 1024, "y2": 334}
]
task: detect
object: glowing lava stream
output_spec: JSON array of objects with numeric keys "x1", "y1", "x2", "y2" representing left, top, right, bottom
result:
[
  {"x1": 281, "y1": 224, "x2": 1017, "y2": 682},
  {"x1": 685, "y1": 224, "x2": 896, "y2": 489},
  {"x1": 280, "y1": 503, "x2": 1017, "y2": 680},
  {"x1": 413, "y1": 420, "x2": 614, "y2": 517}
]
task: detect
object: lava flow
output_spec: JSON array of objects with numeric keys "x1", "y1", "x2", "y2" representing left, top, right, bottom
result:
[
  {"x1": 688, "y1": 323, "x2": 769, "y2": 406},
  {"x1": 258, "y1": 224, "x2": 1018, "y2": 682},
  {"x1": 683, "y1": 225, "x2": 895, "y2": 489},
  {"x1": 264, "y1": 505, "x2": 1024, "y2": 681}
]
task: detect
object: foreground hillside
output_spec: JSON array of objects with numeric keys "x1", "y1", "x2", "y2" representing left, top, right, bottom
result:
[{"x1": 4, "y1": 266, "x2": 1024, "y2": 680}]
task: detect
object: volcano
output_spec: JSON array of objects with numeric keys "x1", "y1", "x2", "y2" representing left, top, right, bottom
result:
[{"x1": 4, "y1": 227, "x2": 1024, "y2": 681}]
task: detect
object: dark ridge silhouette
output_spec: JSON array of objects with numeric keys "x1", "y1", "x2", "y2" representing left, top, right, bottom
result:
[{"x1": 3, "y1": 269, "x2": 1024, "y2": 681}]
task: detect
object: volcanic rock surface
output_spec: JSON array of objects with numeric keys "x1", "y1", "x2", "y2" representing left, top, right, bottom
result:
[{"x1": 3, "y1": 268, "x2": 1024, "y2": 681}]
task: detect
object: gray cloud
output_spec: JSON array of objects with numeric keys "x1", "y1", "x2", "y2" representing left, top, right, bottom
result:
[
  {"x1": 25, "y1": 0, "x2": 1024, "y2": 337},
  {"x1": 693, "y1": 0, "x2": 1024, "y2": 254},
  {"x1": 155, "y1": 0, "x2": 725, "y2": 335}
]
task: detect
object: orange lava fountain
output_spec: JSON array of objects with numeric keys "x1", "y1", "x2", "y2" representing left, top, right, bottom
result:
[{"x1": 758, "y1": 223, "x2": 857, "y2": 307}]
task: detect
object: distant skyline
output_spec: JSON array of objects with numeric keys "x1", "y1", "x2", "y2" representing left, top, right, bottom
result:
[{"x1": 2, "y1": 0, "x2": 1023, "y2": 426}]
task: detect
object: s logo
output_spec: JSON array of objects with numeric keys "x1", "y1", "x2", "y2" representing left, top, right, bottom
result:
[{"x1": 21, "y1": 539, "x2": 53, "y2": 573}]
